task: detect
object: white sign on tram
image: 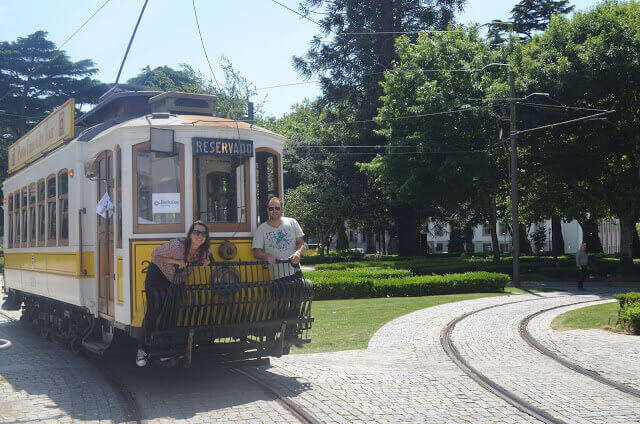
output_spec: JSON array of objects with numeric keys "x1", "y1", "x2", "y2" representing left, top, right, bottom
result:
[{"x1": 8, "y1": 98, "x2": 75, "y2": 173}]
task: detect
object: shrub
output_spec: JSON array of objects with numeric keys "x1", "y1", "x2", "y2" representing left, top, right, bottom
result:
[
  {"x1": 618, "y1": 303, "x2": 640, "y2": 335},
  {"x1": 305, "y1": 268, "x2": 412, "y2": 280},
  {"x1": 309, "y1": 271, "x2": 510, "y2": 300},
  {"x1": 614, "y1": 292, "x2": 640, "y2": 334},
  {"x1": 301, "y1": 249, "x2": 365, "y2": 265},
  {"x1": 614, "y1": 292, "x2": 640, "y2": 308}
]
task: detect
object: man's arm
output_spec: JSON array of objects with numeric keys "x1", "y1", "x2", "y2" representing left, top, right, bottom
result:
[
  {"x1": 253, "y1": 248, "x2": 276, "y2": 265},
  {"x1": 288, "y1": 237, "x2": 305, "y2": 265}
]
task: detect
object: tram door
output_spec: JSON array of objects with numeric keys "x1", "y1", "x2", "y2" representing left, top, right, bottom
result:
[{"x1": 97, "y1": 151, "x2": 115, "y2": 316}]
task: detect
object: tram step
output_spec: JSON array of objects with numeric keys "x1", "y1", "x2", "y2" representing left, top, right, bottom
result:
[
  {"x1": 1, "y1": 293, "x2": 21, "y2": 311},
  {"x1": 81, "y1": 339, "x2": 111, "y2": 355}
]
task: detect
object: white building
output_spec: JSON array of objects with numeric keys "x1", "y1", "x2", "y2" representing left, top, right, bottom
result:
[{"x1": 427, "y1": 219, "x2": 620, "y2": 255}]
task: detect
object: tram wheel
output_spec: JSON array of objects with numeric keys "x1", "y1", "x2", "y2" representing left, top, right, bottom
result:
[
  {"x1": 70, "y1": 337, "x2": 83, "y2": 355},
  {"x1": 40, "y1": 325, "x2": 50, "y2": 340}
]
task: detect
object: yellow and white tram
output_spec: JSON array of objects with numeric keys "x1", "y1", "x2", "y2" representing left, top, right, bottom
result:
[{"x1": 1, "y1": 86, "x2": 313, "y2": 364}]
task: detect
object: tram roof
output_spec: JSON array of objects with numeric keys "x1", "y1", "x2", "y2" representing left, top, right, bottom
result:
[{"x1": 86, "y1": 113, "x2": 285, "y2": 142}]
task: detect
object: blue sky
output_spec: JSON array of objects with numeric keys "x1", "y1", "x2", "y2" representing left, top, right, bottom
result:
[{"x1": 0, "y1": 0, "x2": 602, "y2": 117}]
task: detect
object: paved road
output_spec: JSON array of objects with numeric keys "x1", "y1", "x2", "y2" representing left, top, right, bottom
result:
[{"x1": 1, "y1": 283, "x2": 639, "y2": 423}]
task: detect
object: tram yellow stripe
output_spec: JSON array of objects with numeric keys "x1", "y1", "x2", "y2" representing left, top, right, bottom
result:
[
  {"x1": 117, "y1": 257, "x2": 124, "y2": 305},
  {"x1": 4, "y1": 251, "x2": 95, "y2": 277}
]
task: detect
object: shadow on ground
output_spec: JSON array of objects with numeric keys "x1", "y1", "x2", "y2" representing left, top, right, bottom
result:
[{"x1": 0, "y1": 315, "x2": 310, "y2": 423}]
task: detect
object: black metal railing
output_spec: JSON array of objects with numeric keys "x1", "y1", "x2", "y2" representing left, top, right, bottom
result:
[{"x1": 143, "y1": 260, "x2": 313, "y2": 353}]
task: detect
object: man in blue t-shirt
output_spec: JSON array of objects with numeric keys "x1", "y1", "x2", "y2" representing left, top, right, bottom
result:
[{"x1": 252, "y1": 197, "x2": 304, "y2": 279}]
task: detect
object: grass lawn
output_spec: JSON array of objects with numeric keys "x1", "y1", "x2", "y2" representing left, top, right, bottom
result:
[
  {"x1": 551, "y1": 302, "x2": 620, "y2": 332},
  {"x1": 293, "y1": 287, "x2": 528, "y2": 354}
]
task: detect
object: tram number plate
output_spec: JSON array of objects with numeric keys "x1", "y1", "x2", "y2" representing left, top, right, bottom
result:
[{"x1": 192, "y1": 138, "x2": 253, "y2": 157}]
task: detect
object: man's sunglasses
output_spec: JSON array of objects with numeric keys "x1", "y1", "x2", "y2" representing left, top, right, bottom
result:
[
  {"x1": 192, "y1": 229, "x2": 207, "y2": 236},
  {"x1": 268, "y1": 207, "x2": 281, "y2": 211}
]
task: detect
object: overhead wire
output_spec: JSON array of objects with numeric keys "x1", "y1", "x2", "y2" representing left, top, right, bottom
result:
[
  {"x1": 269, "y1": 0, "x2": 323, "y2": 26},
  {"x1": 59, "y1": 0, "x2": 113, "y2": 49}
]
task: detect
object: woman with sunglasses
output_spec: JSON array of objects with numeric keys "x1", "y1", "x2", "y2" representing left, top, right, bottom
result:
[{"x1": 136, "y1": 221, "x2": 211, "y2": 367}]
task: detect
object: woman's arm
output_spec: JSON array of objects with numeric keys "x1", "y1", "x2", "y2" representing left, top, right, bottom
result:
[{"x1": 152, "y1": 254, "x2": 187, "y2": 269}]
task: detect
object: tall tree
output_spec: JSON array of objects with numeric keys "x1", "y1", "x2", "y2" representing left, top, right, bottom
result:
[
  {"x1": 294, "y1": 0, "x2": 466, "y2": 255},
  {"x1": 363, "y1": 28, "x2": 507, "y2": 261},
  {"x1": 127, "y1": 57, "x2": 264, "y2": 119},
  {"x1": 487, "y1": 0, "x2": 574, "y2": 45},
  {"x1": 518, "y1": 1, "x2": 640, "y2": 268},
  {"x1": 0, "y1": 31, "x2": 106, "y2": 181}
]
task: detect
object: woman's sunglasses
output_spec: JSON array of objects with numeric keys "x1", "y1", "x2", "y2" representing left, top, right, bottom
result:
[
  {"x1": 192, "y1": 229, "x2": 207, "y2": 236},
  {"x1": 268, "y1": 206, "x2": 281, "y2": 211}
]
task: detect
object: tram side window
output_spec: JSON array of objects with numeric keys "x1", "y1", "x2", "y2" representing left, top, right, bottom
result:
[
  {"x1": 134, "y1": 143, "x2": 184, "y2": 231},
  {"x1": 29, "y1": 184, "x2": 36, "y2": 246},
  {"x1": 47, "y1": 175, "x2": 57, "y2": 245},
  {"x1": 21, "y1": 187, "x2": 27, "y2": 246},
  {"x1": 7, "y1": 194, "x2": 13, "y2": 248},
  {"x1": 256, "y1": 151, "x2": 280, "y2": 225},
  {"x1": 58, "y1": 170, "x2": 69, "y2": 245},
  {"x1": 14, "y1": 191, "x2": 20, "y2": 247},
  {"x1": 37, "y1": 180, "x2": 45, "y2": 246},
  {"x1": 195, "y1": 157, "x2": 247, "y2": 225}
]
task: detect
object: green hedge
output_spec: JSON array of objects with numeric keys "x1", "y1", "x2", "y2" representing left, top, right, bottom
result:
[
  {"x1": 614, "y1": 292, "x2": 640, "y2": 334},
  {"x1": 310, "y1": 271, "x2": 510, "y2": 300},
  {"x1": 305, "y1": 268, "x2": 412, "y2": 280}
]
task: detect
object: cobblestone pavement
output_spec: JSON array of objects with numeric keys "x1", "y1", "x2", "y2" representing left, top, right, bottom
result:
[
  {"x1": 527, "y1": 298, "x2": 640, "y2": 392},
  {"x1": 2, "y1": 283, "x2": 639, "y2": 423},
  {"x1": 0, "y1": 309, "x2": 129, "y2": 423}
]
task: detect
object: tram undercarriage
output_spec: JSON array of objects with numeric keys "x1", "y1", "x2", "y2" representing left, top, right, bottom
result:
[{"x1": 3, "y1": 261, "x2": 314, "y2": 367}]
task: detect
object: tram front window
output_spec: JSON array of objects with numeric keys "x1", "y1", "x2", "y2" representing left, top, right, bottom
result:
[
  {"x1": 195, "y1": 157, "x2": 246, "y2": 224},
  {"x1": 136, "y1": 150, "x2": 182, "y2": 225}
]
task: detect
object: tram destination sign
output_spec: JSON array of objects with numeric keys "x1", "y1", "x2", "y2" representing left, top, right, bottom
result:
[
  {"x1": 192, "y1": 138, "x2": 253, "y2": 157},
  {"x1": 8, "y1": 98, "x2": 75, "y2": 173}
]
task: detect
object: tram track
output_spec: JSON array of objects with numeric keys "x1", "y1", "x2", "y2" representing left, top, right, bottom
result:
[
  {"x1": 2, "y1": 305, "x2": 318, "y2": 423},
  {"x1": 441, "y1": 296, "x2": 567, "y2": 424},
  {"x1": 441, "y1": 293, "x2": 640, "y2": 424},
  {"x1": 230, "y1": 367, "x2": 321, "y2": 424},
  {"x1": 0, "y1": 308, "x2": 142, "y2": 424},
  {"x1": 519, "y1": 299, "x2": 640, "y2": 399}
]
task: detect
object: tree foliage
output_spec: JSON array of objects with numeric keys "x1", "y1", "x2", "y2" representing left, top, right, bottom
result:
[
  {"x1": 516, "y1": 0, "x2": 640, "y2": 265},
  {"x1": 0, "y1": 31, "x2": 106, "y2": 182},
  {"x1": 487, "y1": 0, "x2": 574, "y2": 46},
  {"x1": 127, "y1": 57, "x2": 264, "y2": 119}
]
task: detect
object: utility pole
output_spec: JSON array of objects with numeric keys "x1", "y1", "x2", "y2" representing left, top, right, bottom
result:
[{"x1": 509, "y1": 69, "x2": 520, "y2": 287}]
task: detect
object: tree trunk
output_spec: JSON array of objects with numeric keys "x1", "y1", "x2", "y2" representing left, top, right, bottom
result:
[
  {"x1": 464, "y1": 225, "x2": 474, "y2": 255},
  {"x1": 519, "y1": 223, "x2": 533, "y2": 255},
  {"x1": 619, "y1": 214, "x2": 636, "y2": 269},
  {"x1": 577, "y1": 217, "x2": 604, "y2": 254},
  {"x1": 448, "y1": 226, "x2": 464, "y2": 254},
  {"x1": 336, "y1": 226, "x2": 349, "y2": 250},
  {"x1": 317, "y1": 230, "x2": 324, "y2": 257},
  {"x1": 366, "y1": 231, "x2": 376, "y2": 254},
  {"x1": 551, "y1": 216, "x2": 565, "y2": 259},
  {"x1": 633, "y1": 225, "x2": 640, "y2": 259},
  {"x1": 478, "y1": 182, "x2": 500, "y2": 262},
  {"x1": 397, "y1": 207, "x2": 420, "y2": 256}
]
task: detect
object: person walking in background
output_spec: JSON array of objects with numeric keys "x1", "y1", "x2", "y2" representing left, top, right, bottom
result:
[{"x1": 576, "y1": 242, "x2": 588, "y2": 291}]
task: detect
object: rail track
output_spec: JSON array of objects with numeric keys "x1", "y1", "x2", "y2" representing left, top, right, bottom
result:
[
  {"x1": 0, "y1": 306, "x2": 319, "y2": 424},
  {"x1": 231, "y1": 367, "x2": 321, "y2": 424},
  {"x1": 0, "y1": 308, "x2": 142, "y2": 423},
  {"x1": 519, "y1": 300, "x2": 640, "y2": 399}
]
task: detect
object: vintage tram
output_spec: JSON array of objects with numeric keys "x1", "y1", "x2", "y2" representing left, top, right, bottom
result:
[{"x1": 1, "y1": 86, "x2": 313, "y2": 365}]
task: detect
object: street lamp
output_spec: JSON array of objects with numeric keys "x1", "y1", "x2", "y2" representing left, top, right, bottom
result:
[{"x1": 480, "y1": 20, "x2": 522, "y2": 287}]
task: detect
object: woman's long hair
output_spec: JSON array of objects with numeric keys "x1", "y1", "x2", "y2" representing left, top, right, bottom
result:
[{"x1": 183, "y1": 221, "x2": 211, "y2": 263}]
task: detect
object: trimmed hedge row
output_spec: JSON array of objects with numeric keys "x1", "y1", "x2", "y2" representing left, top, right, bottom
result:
[
  {"x1": 614, "y1": 292, "x2": 640, "y2": 334},
  {"x1": 310, "y1": 271, "x2": 510, "y2": 300},
  {"x1": 305, "y1": 268, "x2": 412, "y2": 280}
]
